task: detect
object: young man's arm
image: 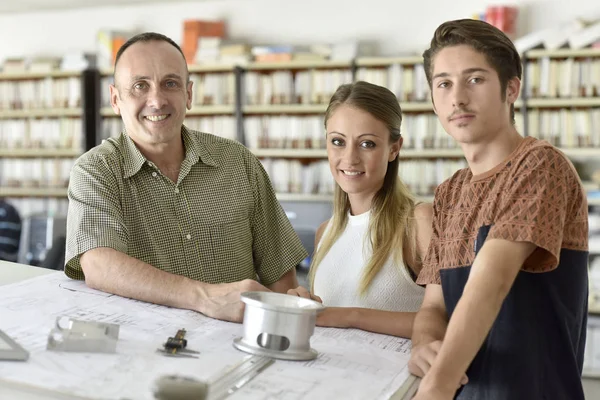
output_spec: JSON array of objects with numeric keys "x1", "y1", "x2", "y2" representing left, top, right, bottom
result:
[
  {"x1": 414, "y1": 238, "x2": 535, "y2": 399},
  {"x1": 408, "y1": 284, "x2": 449, "y2": 375}
]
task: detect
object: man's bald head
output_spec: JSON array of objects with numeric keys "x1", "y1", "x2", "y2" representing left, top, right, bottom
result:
[{"x1": 113, "y1": 32, "x2": 189, "y2": 83}]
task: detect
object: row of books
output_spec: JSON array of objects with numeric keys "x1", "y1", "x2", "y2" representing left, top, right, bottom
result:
[
  {"x1": 528, "y1": 108, "x2": 600, "y2": 148},
  {"x1": 260, "y1": 159, "x2": 334, "y2": 195},
  {"x1": 0, "y1": 78, "x2": 82, "y2": 110},
  {"x1": 243, "y1": 114, "x2": 509, "y2": 151},
  {"x1": 100, "y1": 74, "x2": 237, "y2": 108},
  {"x1": 401, "y1": 159, "x2": 468, "y2": 196},
  {"x1": 0, "y1": 118, "x2": 83, "y2": 150},
  {"x1": 0, "y1": 54, "x2": 92, "y2": 74},
  {"x1": 241, "y1": 109, "x2": 600, "y2": 150},
  {"x1": 0, "y1": 158, "x2": 75, "y2": 188},
  {"x1": 100, "y1": 117, "x2": 237, "y2": 142},
  {"x1": 242, "y1": 70, "x2": 353, "y2": 105},
  {"x1": 524, "y1": 57, "x2": 600, "y2": 99},
  {"x1": 244, "y1": 116, "x2": 324, "y2": 149},
  {"x1": 357, "y1": 64, "x2": 431, "y2": 103}
]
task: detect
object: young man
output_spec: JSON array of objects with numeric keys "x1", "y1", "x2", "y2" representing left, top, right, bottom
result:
[
  {"x1": 409, "y1": 19, "x2": 589, "y2": 399},
  {"x1": 65, "y1": 32, "x2": 307, "y2": 323}
]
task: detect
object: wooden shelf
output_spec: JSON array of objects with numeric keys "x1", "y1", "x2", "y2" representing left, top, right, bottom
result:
[
  {"x1": 245, "y1": 60, "x2": 351, "y2": 70},
  {"x1": 100, "y1": 105, "x2": 235, "y2": 117},
  {"x1": 0, "y1": 108, "x2": 81, "y2": 119},
  {"x1": 589, "y1": 300, "x2": 600, "y2": 315},
  {"x1": 0, "y1": 187, "x2": 67, "y2": 197},
  {"x1": 583, "y1": 181, "x2": 599, "y2": 192},
  {"x1": 525, "y1": 48, "x2": 600, "y2": 59},
  {"x1": 253, "y1": 149, "x2": 327, "y2": 158},
  {"x1": 526, "y1": 98, "x2": 600, "y2": 108},
  {"x1": 401, "y1": 149, "x2": 463, "y2": 158},
  {"x1": 561, "y1": 148, "x2": 600, "y2": 158},
  {"x1": 0, "y1": 70, "x2": 81, "y2": 80},
  {"x1": 355, "y1": 56, "x2": 424, "y2": 66},
  {"x1": 0, "y1": 148, "x2": 81, "y2": 158},
  {"x1": 244, "y1": 104, "x2": 328, "y2": 114},
  {"x1": 276, "y1": 193, "x2": 333, "y2": 202},
  {"x1": 401, "y1": 102, "x2": 434, "y2": 112},
  {"x1": 100, "y1": 64, "x2": 236, "y2": 76},
  {"x1": 582, "y1": 369, "x2": 600, "y2": 379}
]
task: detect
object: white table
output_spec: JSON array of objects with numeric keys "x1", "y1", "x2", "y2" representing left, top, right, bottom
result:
[
  {"x1": 0, "y1": 260, "x2": 420, "y2": 400},
  {"x1": 0, "y1": 261, "x2": 80, "y2": 399}
]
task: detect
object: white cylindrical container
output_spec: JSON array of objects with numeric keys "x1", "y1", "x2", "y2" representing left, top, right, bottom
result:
[{"x1": 233, "y1": 291, "x2": 324, "y2": 361}]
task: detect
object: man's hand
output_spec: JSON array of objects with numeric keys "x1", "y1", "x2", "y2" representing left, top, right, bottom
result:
[
  {"x1": 287, "y1": 286, "x2": 322, "y2": 302},
  {"x1": 411, "y1": 385, "x2": 455, "y2": 400},
  {"x1": 199, "y1": 279, "x2": 270, "y2": 322},
  {"x1": 409, "y1": 340, "x2": 442, "y2": 378},
  {"x1": 409, "y1": 341, "x2": 468, "y2": 386}
]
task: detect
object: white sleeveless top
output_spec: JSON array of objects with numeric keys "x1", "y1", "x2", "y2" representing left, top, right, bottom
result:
[{"x1": 313, "y1": 211, "x2": 425, "y2": 312}]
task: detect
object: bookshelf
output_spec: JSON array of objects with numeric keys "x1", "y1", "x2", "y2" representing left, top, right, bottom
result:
[
  {"x1": 0, "y1": 68, "x2": 96, "y2": 217},
  {"x1": 23, "y1": 49, "x2": 594, "y2": 209}
]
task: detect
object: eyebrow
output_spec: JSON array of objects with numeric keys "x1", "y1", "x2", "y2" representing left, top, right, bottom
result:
[
  {"x1": 327, "y1": 132, "x2": 380, "y2": 138},
  {"x1": 130, "y1": 73, "x2": 184, "y2": 82},
  {"x1": 432, "y1": 67, "x2": 490, "y2": 81}
]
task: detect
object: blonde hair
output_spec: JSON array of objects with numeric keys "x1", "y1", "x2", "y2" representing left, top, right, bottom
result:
[{"x1": 309, "y1": 81, "x2": 418, "y2": 295}]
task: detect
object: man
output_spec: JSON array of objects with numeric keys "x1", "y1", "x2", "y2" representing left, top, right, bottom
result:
[
  {"x1": 65, "y1": 32, "x2": 307, "y2": 322},
  {"x1": 0, "y1": 199, "x2": 21, "y2": 262},
  {"x1": 409, "y1": 19, "x2": 589, "y2": 400}
]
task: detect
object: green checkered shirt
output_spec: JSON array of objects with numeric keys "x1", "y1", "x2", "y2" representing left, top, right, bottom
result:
[{"x1": 65, "y1": 126, "x2": 307, "y2": 285}]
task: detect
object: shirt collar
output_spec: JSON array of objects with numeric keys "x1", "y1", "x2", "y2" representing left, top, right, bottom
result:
[{"x1": 121, "y1": 125, "x2": 218, "y2": 179}]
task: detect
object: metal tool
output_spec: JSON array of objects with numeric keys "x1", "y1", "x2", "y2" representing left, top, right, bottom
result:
[
  {"x1": 153, "y1": 355, "x2": 274, "y2": 400},
  {"x1": 157, "y1": 329, "x2": 200, "y2": 358},
  {"x1": 233, "y1": 291, "x2": 324, "y2": 360},
  {"x1": 46, "y1": 317, "x2": 119, "y2": 353},
  {"x1": 0, "y1": 329, "x2": 29, "y2": 361},
  {"x1": 208, "y1": 355, "x2": 274, "y2": 400}
]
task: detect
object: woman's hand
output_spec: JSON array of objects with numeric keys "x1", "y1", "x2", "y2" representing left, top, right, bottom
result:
[{"x1": 287, "y1": 286, "x2": 322, "y2": 303}]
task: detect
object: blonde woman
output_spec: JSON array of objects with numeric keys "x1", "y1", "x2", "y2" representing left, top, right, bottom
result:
[{"x1": 288, "y1": 81, "x2": 433, "y2": 339}]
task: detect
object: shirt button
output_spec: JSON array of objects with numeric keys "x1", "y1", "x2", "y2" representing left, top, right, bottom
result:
[
  {"x1": 152, "y1": 172, "x2": 157, "y2": 177},
  {"x1": 174, "y1": 188, "x2": 180, "y2": 194},
  {"x1": 186, "y1": 234, "x2": 191, "y2": 240}
]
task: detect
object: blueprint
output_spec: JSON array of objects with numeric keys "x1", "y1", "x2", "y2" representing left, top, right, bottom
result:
[{"x1": 0, "y1": 273, "x2": 413, "y2": 400}]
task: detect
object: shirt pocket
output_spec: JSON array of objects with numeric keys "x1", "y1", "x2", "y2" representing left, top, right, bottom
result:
[{"x1": 209, "y1": 217, "x2": 256, "y2": 283}]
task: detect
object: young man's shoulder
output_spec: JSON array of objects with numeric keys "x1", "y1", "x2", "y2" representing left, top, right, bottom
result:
[{"x1": 514, "y1": 137, "x2": 579, "y2": 180}]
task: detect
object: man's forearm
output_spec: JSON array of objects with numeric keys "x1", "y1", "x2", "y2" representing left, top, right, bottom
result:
[
  {"x1": 81, "y1": 247, "x2": 204, "y2": 312},
  {"x1": 425, "y1": 239, "x2": 533, "y2": 391},
  {"x1": 426, "y1": 279, "x2": 507, "y2": 391},
  {"x1": 412, "y1": 306, "x2": 448, "y2": 345}
]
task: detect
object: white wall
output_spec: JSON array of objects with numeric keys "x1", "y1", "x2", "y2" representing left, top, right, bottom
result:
[{"x1": 0, "y1": 0, "x2": 599, "y2": 62}]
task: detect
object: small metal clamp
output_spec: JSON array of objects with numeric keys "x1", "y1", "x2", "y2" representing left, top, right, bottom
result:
[{"x1": 158, "y1": 329, "x2": 199, "y2": 358}]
